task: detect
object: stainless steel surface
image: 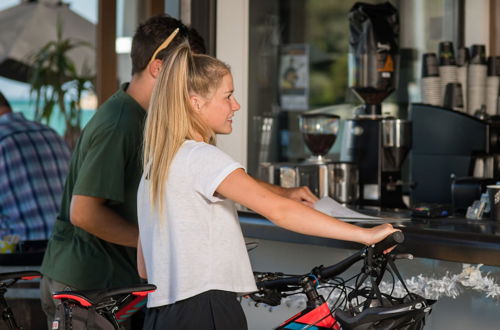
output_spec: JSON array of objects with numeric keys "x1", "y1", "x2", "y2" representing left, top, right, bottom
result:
[
  {"x1": 381, "y1": 119, "x2": 412, "y2": 171},
  {"x1": 381, "y1": 119, "x2": 411, "y2": 148},
  {"x1": 259, "y1": 162, "x2": 330, "y2": 198},
  {"x1": 328, "y1": 162, "x2": 359, "y2": 204},
  {"x1": 279, "y1": 166, "x2": 299, "y2": 188}
]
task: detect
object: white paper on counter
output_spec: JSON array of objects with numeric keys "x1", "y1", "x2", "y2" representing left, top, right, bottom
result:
[{"x1": 314, "y1": 197, "x2": 410, "y2": 223}]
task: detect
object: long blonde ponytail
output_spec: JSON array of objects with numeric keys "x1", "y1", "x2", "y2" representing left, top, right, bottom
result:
[{"x1": 143, "y1": 41, "x2": 230, "y2": 213}]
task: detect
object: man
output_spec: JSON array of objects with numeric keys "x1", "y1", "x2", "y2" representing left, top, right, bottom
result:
[
  {"x1": 39, "y1": 14, "x2": 207, "y2": 325},
  {"x1": 0, "y1": 92, "x2": 70, "y2": 241}
]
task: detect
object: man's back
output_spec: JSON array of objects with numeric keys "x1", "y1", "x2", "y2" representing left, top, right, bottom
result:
[
  {"x1": 0, "y1": 113, "x2": 71, "y2": 240},
  {"x1": 40, "y1": 85, "x2": 145, "y2": 290}
]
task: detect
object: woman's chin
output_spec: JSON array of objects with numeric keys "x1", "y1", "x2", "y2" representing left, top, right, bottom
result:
[{"x1": 216, "y1": 127, "x2": 233, "y2": 135}]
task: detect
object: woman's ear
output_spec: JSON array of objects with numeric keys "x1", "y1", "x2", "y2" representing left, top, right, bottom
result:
[
  {"x1": 189, "y1": 95, "x2": 201, "y2": 112},
  {"x1": 149, "y1": 59, "x2": 163, "y2": 78}
]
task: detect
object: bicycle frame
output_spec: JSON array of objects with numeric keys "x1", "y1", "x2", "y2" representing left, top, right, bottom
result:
[
  {"x1": 272, "y1": 275, "x2": 340, "y2": 330},
  {"x1": 52, "y1": 284, "x2": 156, "y2": 330},
  {"x1": 0, "y1": 271, "x2": 42, "y2": 330}
]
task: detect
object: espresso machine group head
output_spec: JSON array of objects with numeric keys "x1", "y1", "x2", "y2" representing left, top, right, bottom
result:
[{"x1": 340, "y1": 2, "x2": 409, "y2": 208}]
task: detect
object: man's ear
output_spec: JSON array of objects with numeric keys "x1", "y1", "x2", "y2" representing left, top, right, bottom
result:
[{"x1": 148, "y1": 59, "x2": 163, "y2": 78}]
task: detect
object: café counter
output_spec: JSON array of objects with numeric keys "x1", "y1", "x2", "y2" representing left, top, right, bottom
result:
[{"x1": 239, "y1": 211, "x2": 500, "y2": 267}]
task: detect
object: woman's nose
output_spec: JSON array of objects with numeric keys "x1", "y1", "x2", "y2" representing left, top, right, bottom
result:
[{"x1": 232, "y1": 97, "x2": 240, "y2": 111}]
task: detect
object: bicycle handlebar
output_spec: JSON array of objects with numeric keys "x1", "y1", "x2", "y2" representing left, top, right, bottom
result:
[
  {"x1": 255, "y1": 232, "x2": 405, "y2": 291},
  {"x1": 372, "y1": 230, "x2": 404, "y2": 255}
]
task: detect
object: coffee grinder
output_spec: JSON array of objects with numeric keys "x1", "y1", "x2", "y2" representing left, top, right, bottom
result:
[
  {"x1": 340, "y1": 2, "x2": 410, "y2": 208},
  {"x1": 259, "y1": 113, "x2": 341, "y2": 198}
]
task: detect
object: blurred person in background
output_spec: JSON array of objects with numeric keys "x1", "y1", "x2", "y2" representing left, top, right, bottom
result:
[{"x1": 0, "y1": 91, "x2": 71, "y2": 241}]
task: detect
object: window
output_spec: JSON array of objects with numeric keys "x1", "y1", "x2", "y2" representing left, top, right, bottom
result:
[{"x1": 247, "y1": 0, "x2": 462, "y2": 176}]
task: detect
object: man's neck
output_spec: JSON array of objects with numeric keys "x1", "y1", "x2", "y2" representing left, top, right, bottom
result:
[{"x1": 126, "y1": 74, "x2": 154, "y2": 111}]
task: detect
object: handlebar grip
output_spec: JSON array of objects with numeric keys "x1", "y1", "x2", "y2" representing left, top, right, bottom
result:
[{"x1": 372, "y1": 231, "x2": 404, "y2": 254}]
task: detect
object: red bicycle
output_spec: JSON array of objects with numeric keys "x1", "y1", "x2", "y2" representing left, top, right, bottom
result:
[{"x1": 250, "y1": 232, "x2": 435, "y2": 329}]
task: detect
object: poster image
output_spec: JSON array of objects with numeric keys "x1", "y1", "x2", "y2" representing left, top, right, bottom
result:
[{"x1": 279, "y1": 44, "x2": 309, "y2": 111}]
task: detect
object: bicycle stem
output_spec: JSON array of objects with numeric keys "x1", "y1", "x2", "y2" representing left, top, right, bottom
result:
[{"x1": 301, "y1": 277, "x2": 325, "y2": 308}]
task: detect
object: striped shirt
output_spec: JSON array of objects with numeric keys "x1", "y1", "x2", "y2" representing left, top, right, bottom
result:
[{"x1": 0, "y1": 112, "x2": 71, "y2": 240}]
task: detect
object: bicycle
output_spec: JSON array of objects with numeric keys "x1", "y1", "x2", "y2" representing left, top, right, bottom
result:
[
  {"x1": 250, "y1": 232, "x2": 436, "y2": 330},
  {"x1": 51, "y1": 283, "x2": 156, "y2": 330},
  {"x1": 0, "y1": 270, "x2": 42, "y2": 330}
]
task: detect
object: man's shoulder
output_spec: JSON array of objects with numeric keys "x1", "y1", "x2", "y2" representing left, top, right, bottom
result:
[
  {"x1": 86, "y1": 91, "x2": 145, "y2": 136},
  {"x1": 0, "y1": 114, "x2": 60, "y2": 142}
]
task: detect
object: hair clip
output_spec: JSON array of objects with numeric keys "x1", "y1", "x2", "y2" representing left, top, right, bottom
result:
[{"x1": 147, "y1": 28, "x2": 180, "y2": 67}]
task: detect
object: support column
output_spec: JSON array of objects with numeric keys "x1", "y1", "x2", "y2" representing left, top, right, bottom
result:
[
  {"x1": 96, "y1": 0, "x2": 117, "y2": 105},
  {"x1": 490, "y1": 0, "x2": 500, "y2": 55},
  {"x1": 138, "y1": 0, "x2": 165, "y2": 24}
]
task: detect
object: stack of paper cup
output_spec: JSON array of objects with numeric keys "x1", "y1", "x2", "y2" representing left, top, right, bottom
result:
[
  {"x1": 468, "y1": 45, "x2": 487, "y2": 115},
  {"x1": 438, "y1": 42, "x2": 458, "y2": 106},
  {"x1": 421, "y1": 53, "x2": 441, "y2": 106},
  {"x1": 444, "y1": 82, "x2": 464, "y2": 112},
  {"x1": 486, "y1": 56, "x2": 500, "y2": 116},
  {"x1": 456, "y1": 47, "x2": 469, "y2": 113}
]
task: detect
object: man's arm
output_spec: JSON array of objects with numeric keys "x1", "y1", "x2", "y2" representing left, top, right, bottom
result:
[
  {"x1": 254, "y1": 178, "x2": 318, "y2": 206},
  {"x1": 70, "y1": 195, "x2": 138, "y2": 247}
]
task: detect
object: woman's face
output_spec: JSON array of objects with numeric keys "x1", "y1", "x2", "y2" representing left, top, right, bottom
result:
[{"x1": 198, "y1": 73, "x2": 240, "y2": 135}]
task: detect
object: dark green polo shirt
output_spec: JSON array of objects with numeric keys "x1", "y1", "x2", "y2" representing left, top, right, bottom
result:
[{"x1": 41, "y1": 84, "x2": 145, "y2": 290}]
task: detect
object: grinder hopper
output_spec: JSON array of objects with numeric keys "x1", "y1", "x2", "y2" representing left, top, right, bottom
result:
[{"x1": 348, "y1": 2, "x2": 400, "y2": 115}]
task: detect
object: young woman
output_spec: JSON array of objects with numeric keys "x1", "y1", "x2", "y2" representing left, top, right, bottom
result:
[{"x1": 137, "y1": 40, "x2": 398, "y2": 330}]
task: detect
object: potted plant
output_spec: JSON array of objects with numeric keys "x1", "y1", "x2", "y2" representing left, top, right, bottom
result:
[{"x1": 29, "y1": 22, "x2": 94, "y2": 149}]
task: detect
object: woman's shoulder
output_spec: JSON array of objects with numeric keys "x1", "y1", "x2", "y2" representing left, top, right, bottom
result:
[
  {"x1": 182, "y1": 140, "x2": 221, "y2": 153},
  {"x1": 181, "y1": 140, "x2": 234, "y2": 162}
]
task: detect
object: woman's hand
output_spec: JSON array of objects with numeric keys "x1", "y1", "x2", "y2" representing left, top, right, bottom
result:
[
  {"x1": 363, "y1": 223, "x2": 401, "y2": 252},
  {"x1": 282, "y1": 186, "x2": 318, "y2": 207}
]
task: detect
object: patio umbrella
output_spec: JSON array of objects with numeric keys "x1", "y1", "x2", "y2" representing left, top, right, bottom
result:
[{"x1": 0, "y1": 0, "x2": 95, "y2": 83}]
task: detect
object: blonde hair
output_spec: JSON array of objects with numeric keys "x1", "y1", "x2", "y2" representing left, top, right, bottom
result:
[{"x1": 143, "y1": 40, "x2": 230, "y2": 212}]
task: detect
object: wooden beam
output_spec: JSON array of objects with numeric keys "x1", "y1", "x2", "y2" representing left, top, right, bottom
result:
[
  {"x1": 491, "y1": 0, "x2": 500, "y2": 55},
  {"x1": 96, "y1": 0, "x2": 117, "y2": 105},
  {"x1": 146, "y1": 0, "x2": 165, "y2": 17},
  {"x1": 138, "y1": 0, "x2": 165, "y2": 24}
]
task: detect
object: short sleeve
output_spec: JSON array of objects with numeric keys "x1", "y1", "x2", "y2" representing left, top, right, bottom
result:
[
  {"x1": 73, "y1": 127, "x2": 128, "y2": 203},
  {"x1": 189, "y1": 144, "x2": 244, "y2": 202}
]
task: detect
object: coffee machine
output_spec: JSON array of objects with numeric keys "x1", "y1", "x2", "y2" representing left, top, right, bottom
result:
[{"x1": 339, "y1": 2, "x2": 409, "y2": 208}]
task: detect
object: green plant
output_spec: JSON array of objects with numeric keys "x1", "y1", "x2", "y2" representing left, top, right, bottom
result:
[{"x1": 29, "y1": 21, "x2": 94, "y2": 148}]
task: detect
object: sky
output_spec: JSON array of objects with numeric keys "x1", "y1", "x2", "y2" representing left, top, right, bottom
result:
[{"x1": 0, "y1": 0, "x2": 97, "y2": 100}]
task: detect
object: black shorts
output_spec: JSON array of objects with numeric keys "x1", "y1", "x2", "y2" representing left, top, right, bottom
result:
[{"x1": 143, "y1": 290, "x2": 247, "y2": 330}]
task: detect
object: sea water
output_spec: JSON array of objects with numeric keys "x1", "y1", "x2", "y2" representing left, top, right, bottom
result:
[{"x1": 9, "y1": 99, "x2": 95, "y2": 136}]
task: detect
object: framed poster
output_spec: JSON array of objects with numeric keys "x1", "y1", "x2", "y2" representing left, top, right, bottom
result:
[{"x1": 279, "y1": 44, "x2": 309, "y2": 111}]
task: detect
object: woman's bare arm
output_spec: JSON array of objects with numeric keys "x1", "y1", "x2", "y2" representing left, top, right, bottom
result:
[{"x1": 217, "y1": 169, "x2": 396, "y2": 246}]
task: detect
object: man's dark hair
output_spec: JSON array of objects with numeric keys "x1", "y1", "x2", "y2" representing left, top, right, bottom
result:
[
  {"x1": 131, "y1": 14, "x2": 207, "y2": 75},
  {"x1": 0, "y1": 91, "x2": 11, "y2": 109}
]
